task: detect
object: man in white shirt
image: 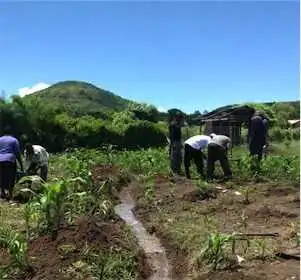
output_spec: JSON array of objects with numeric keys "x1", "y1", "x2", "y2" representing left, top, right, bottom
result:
[
  {"x1": 207, "y1": 133, "x2": 232, "y2": 181},
  {"x1": 25, "y1": 144, "x2": 49, "y2": 181},
  {"x1": 184, "y1": 135, "x2": 211, "y2": 179}
]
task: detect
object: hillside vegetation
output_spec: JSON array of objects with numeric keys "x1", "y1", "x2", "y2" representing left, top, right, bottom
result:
[
  {"x1": 0, "y1": 80, "x2": 299, "y2": 152},
  {"x1": 24, "y1": 81, "x2": 131, "y2": 118}
]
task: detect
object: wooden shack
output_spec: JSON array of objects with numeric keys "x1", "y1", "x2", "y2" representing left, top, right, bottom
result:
[{"x1": 196, "y1": 105, "x2": 255, "y2": 145}]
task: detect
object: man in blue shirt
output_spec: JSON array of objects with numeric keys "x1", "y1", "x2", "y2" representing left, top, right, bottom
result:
[{"x1": 0, "y1": 126, "x2": 24, "y2": 200}]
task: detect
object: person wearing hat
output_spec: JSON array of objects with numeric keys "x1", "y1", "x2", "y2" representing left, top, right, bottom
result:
[
  {"x1": 0, "y1": 126, "x2": 24, "y2": 200},
  {"x1": 168, "y1": 112, "x2": 184, "y2": 175},
  {"x1": 207, "y1": 133, "x2": 232, "y2": 181},
  {"x1": 183, "y1": 134, "x2": 211, "y2": 179}
]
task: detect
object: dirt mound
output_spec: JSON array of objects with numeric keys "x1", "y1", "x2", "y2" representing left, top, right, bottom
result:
[
  {"x1": 92, "y1": 165, "x2": 120, "y2": 182},
  {"x1": 253, "y1": 205, "x2": 298, "y2": 219},
  {"x1": 265, "y1": 186, "x2": 298, "y2": 197},
  {"x1": 92, "y1": 165, "x2": 131, "y2": 191},
  {"x1": 182, "y1": 188, "x2": 218, "y2": 202},
  {"x1": 12, "y1": 218, "x2": 150, "y2": 280},
  {"x1": 196, "y1": 271, "x2": 263, "y2": 280}
]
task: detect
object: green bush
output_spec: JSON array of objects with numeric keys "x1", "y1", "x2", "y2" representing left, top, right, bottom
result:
[{"x1": 123, "y1": 121, "x2": 168, "y2": 149}]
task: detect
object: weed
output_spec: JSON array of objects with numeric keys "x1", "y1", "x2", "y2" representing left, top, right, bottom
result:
[
  {"x1": 197, "y1": 233, "x2": 235, "y2": 270},
  {"x1": 255, "y1": 239, "x2": 267, "y2": 260},
  {"x1": 143, "y1": 181, "x2": 156, "y2": 203}
]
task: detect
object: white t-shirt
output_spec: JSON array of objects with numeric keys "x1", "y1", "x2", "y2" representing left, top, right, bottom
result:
[
  {"x1": 25, "y1": 145, "x2": 49, "y2": 168},
  {"x1": 184, "y1": 135, "x2": 211, "y2": 150}
]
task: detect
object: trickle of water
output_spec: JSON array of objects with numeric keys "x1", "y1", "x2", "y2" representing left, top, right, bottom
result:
[{"x1": 114, "y1": 189, "x2": 171, "y2": 280}]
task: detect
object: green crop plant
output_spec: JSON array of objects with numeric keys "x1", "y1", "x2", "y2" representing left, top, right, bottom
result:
[
  {"x1": 197, "y1": 233, "x2": 234, "y2": 270},
  {"x1": 101, "y1": 144, "x2": 116, "y2": 165},
  {"x1": 26, "y1": 180, "x2": 69, "y2": 239},
  {"x1": 255, "y1": 239, "x2": 267, "y2": 260},
  {"x1": 143, "y1": 181, "x2": 156, "y2": 203},
  {"x1": 0, "y1": 226, "x2": 29, "y2": 269},
  {"x1": 241, "y1": 187, "x2": 253, "y2": 205}
]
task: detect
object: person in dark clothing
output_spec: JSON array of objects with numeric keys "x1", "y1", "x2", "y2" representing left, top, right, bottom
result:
[
  {"x1": 183, "y1": 135, "x2": 211, "y2": 179},
  {"x1": 0, "y1": 126, "x2": 24, "y2": 200},
  {"x1": 168, "y1": 113, "x2": 184, "y2": 175},
  {"x1": 207, "y1": 134, "x2": 232, "y2": 181},
  {"x1": 262, "y1": 115, "x2": 269, "y2": 158},
  {"x1": 248, "y1": 112, "x2": 266, "y2": 172}
]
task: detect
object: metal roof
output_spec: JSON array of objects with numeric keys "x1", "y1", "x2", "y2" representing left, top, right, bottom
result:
[{"x1": 195, "y1": 105, "x2": 255, "y2": 123}]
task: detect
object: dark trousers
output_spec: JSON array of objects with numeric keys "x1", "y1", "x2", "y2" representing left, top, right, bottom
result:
[
  {"x1": 170, "y1": 141, "x2": 182, "y2": 174},
  {"x1": 184, "y1": 144, "x2": 205, "y2": 178},
  {"x1": 207, "y1": 143, "x2": 232, "y2": 180},
  {"x1": 40, "y1": 165, "x2": 48, "y2": 182},
  {"x1": 249, "y1": 138, "x2": 265, "y2": 173},
  {"x1": 0, "y1": 161, "x2": 17, "y2": 199}
]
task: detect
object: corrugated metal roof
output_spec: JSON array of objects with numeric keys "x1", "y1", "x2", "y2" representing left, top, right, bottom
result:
[{"x1": 195, "y1": 105, "x2": 255, "y2": 122}]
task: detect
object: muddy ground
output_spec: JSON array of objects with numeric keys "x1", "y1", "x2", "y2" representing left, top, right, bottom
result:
[{"x1": 128, "y1": 176, "x2": 300, "y2": 280}]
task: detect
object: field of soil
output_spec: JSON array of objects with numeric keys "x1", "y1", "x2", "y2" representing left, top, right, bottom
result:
[
  {"x1": 126, "y1": 175, "x2": 300, "y2": 280},
  {"x1": 0, "y1": 163, "x2": 299, "y2": 280}
]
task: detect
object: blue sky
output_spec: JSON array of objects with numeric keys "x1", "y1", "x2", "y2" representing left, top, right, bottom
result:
[{"x1": 0, "y1": 1, "x2": 299, "y2": 113}]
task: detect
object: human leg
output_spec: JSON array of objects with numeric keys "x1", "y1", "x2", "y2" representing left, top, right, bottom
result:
[
  {"x1": 184, "y1": 144, "x2": 192, "y2": 178},
  {"x1": 40, "y1": 165, "x2": 48, "y2": 182},
  {"x1": 194, "y1": 150, "x2": 205, "y2": 178},
  {"x1": 218, "y1": 148, "x2": 232, "y2": 178},
  {"x1": 207, "y1": 144, "x2": 217, "y2": 180}
]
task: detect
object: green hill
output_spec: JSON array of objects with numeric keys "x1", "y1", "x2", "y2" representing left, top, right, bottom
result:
[{"x1": 24, "y1": 81, "x2": 131, "y2": 117}]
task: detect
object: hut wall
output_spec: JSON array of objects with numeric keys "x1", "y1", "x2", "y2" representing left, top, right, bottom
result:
[{"x1": 203, "y1": 121, "x2": 242, "y2": 145}]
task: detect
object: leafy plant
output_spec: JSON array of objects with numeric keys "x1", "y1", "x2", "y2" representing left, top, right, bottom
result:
[
  {"x1": 255, "y1": 239, "x2": 267, "y2": 260},
  {"x1": 197, "y1": 233, "x2": 235, "y2": 270},
  {"x1": 143, "y1": 181, "x2": 156, "y2": 203},
  {"x1": 0, "y1": 226, "x2": 28, "y2": 269}
]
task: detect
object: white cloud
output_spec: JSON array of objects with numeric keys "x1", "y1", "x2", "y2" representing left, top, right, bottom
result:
[
  {"x1": 18, "y1": 82, "x2": 51, "y2": 97},
  {"x1": 157, "y1": 106, "x2": 167, "y2": 112}
]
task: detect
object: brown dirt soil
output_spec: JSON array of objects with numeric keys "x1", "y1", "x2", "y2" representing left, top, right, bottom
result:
[
  {"x1": 129, "y1": 178, "x2": 300, "y2": 280},
  {"x1": 92, "y1": 165, "x2": 120, "y2": 183},
  {"x1": 92, "y1": 165, "x2": 131, "y2": 195},
  {"x1": 10, "y1": 218, "x2": 151, "y2": 280}
]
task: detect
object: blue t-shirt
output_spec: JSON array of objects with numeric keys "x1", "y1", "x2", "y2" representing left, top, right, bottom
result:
[{"x1": 0, "y1": 135, "x2": 20, "y2": 162}]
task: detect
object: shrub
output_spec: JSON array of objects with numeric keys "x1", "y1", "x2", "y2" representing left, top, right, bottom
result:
[{"x1": 123, "y1": 121, "x2": 168, "y2": 149}]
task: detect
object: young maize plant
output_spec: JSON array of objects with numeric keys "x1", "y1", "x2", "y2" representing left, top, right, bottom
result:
[
  {"x1": 26, "y1": 180, "x2": 68, "y2": 240},
  {"x1": 198, "y1": 233, "x2": 235, "y2": 270},
  {"x1": 0, "y1": 226, "x2": 28, "y2": 269}
]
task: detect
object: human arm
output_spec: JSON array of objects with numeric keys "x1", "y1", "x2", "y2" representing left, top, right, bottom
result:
[{"x1": 14, "y1": 140, "x2": 24, "y2": 171}]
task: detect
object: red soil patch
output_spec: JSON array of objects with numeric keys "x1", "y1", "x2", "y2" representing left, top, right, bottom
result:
[{"x1": 10, "y1": 218, "x2": 150, "y2": 280}]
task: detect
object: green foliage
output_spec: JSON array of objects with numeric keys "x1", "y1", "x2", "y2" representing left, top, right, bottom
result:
[
  {"x1": 197, "y1": 233, "x2": 235, "y2": 270},
  {"x1": 123, "y1": 120, "x2": 167, "y2": 149},
  {"x1": 0, "y1": 226, "x2": 28, "y2": 269},
  {"x1": 127, "y1": 102, "x2": 159, "y2": 122},
  {"x1": 24, "y1": 81, "x2": 130, "y2": 116},
  {"x1": 111, "y1": 110, "x2": 136, "y2": 133}
]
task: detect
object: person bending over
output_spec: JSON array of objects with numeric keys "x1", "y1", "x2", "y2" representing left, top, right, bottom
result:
[
  {"x1": 207, "y1": 133, "x2": 232, "y2": 181},
  {"x1": 184, "y1": 135, "x2": 211, "y2": 179},
  {"x1": 25, "y1": 144, "x2": 49, "y2": 182}
]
